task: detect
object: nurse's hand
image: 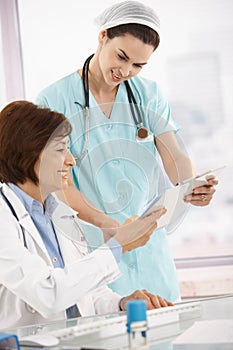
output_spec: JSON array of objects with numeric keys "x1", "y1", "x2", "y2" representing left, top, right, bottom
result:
[
  {"x1": 114, "y1": 208, "x2": 166, "y2": 253},
  {"x1": 184, "y1": 177, "x2": 218, "y2": 207},
  {"x1": 119, "y1": 289, "x2": 174, "y2": 311}
]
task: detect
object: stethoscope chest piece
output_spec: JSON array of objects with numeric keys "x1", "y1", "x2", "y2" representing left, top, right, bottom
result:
[{"x1": 137, "y1": 126, "x2": 148, "y2": 139}]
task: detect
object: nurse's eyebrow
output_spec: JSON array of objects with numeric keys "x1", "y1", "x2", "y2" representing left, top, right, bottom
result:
[{"x1": 119, "y1": 49, "x2": 147, "y2": 66}]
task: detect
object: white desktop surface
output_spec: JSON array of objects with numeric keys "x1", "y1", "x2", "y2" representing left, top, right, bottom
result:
[{"x1": 5, "y1": 294, "x2": 233, "y2": 350}]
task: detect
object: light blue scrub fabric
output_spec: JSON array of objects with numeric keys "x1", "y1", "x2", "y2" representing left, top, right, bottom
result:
[{"x1": 36, "y1": 72, "x2": 180, "y2": 301}]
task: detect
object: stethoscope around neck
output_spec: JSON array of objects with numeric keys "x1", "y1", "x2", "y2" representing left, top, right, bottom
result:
[
  {"x1": 0, "y1": 186, "x2": 28, "y2": 248},
  {"x1": 74, "y1": 54, "x2": 150, "y2": 161}
]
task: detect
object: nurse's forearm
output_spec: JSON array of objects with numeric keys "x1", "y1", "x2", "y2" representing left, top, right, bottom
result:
[
  {"x1": 56, "y1": 187, "x2": 119, "y2": 228},
  {"x1": 165, "y1": 153, "x2": 195, "y2": 185},
  {"x1": 156, "y1": 132, "x2": 195, "y2": 185}
]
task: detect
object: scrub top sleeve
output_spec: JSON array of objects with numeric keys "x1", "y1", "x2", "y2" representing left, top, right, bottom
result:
[
  {"x1": 148, "y1": 84, "x2": 180, "y2": 138},
  {"x1": 35, "y1": 87, "x2": 66, "y2": 114},
  {"x1": 35, "y1": 93, "x2": 50, "y2": 108}
]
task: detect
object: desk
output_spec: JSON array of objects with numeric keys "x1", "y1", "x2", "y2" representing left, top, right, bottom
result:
[{"x1": 7, "y1": 294, "x2": 233, "y2": 349}]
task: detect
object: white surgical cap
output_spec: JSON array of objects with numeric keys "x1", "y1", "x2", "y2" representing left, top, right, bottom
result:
[{"x1": 94, "y1": 1, "x2": 160, "y2": 36}]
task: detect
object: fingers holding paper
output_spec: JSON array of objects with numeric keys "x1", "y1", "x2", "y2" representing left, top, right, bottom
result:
[
  {"x1": 184, "y1": 177, "x2": 218, "y2": 207},
  {"x1": 114, "y1": 208, "x2": 166, "y2": 253}
]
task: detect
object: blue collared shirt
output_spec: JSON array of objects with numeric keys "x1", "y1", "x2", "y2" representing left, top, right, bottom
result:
[
  {"x1": 8, "y1": 183, "x2": 64, "y2": 268},
  {"x1": 8, "y1": 183, "x2": 122, "y2": 317},
  {"x1": 8, "y1": 183, "x2": 81, "y2": 318},
  {"x1": 8, "y1": 184, "x2": 122, "y2": 263}
]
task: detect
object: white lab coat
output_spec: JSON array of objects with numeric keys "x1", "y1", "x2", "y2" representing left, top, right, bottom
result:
[{"x1": 0, "y1": 184, "x2": 121, "y2": 330}]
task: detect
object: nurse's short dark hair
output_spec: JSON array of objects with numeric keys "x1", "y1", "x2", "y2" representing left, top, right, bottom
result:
[
  {"x1": 107, "y1": 23, "x2": 160, "y2": 51},
  {"x1": 0, "y1": 100, "x2": 72, "y2": 185}
]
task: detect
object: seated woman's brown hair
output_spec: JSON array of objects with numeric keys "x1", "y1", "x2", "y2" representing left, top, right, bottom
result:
[{"x1": 0, "y1": 101, "x2": 72, "y2": 185}]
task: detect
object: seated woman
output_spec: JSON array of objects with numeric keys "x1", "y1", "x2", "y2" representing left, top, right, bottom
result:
[{"x1": 0, "y1": 101, "x2": 172, "y2": 330}]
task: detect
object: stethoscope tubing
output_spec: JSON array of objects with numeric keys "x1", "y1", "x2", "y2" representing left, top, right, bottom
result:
[
  {"x1": 74, "y1": 54, "x2": 149, "y2": 161},
  {"x1": 0, "y1": 186, "x2": 28, "y2": 248}
]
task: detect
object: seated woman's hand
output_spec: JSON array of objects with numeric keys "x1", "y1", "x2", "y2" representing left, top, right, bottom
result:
[
  {"x1": 114, "y1": 209, "x2": 166, "y2": 253},
  {"x1": 98, "y1": 214, "x2": 121, "y2": 242},
  {"x1": 119, "y1": 289, "x2": 174, "y2": 311}
]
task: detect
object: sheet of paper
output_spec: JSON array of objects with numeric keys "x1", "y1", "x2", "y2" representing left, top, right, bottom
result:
[
  {"x1": 140, "y1": 165, "x2": 226, "y2": 229},
  {"x1": 173, "y1": 319, "x2": 233, "y2": 346},
  {"x1": 140, "y1": 183, "x2": 190, "y2": 229},
  {"x1": 181, "y1": 165, "x2": 226, "y2": 195}
]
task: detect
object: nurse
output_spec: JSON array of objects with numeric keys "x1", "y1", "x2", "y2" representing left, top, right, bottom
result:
[
  {"x1": 36, "y1": 0, "x2": 217, "y2": 302},
  {"x1": 0, "y1": 101, "x2": 171, "y2": 330}
]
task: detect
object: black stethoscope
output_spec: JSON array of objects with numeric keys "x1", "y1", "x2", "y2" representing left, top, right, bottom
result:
[
  {"x1": 0, "y1": 186, "x2": 28, "y2": 248},
  {"x1": 74, "y1": 54, "x2": 150, "y2": 161}
]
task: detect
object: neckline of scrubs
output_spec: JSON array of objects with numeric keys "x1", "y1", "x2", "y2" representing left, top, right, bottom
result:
[{"x1": 75, "y1": 71, "x2": 127, "y2": 121}]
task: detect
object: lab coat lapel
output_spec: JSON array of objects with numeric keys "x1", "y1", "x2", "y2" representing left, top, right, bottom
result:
[
  {"x1": 18, "y1": 215, "x2": 50, "y2": 255},
  {"x1": 2, "y1": 184, "x2": 51, "y2": 260},
  {"x1": 51, "y1": 199, "x2": 87, "y2": 263},
  {"x1": 52, "y1": 199, "x2": 78, "y2": 236}
]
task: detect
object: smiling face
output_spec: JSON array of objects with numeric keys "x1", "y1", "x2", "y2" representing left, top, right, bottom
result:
[
  {"x1": 35, "y1": 136, "x2": 75, "y2": 199},
  {"x1": 97, "y1": 31, "x2": 154, "y2": 87}
]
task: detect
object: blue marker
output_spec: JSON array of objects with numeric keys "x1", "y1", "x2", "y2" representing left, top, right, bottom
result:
[{"x1": 126, "y1": 300, "x2": 148, "y2": 348}]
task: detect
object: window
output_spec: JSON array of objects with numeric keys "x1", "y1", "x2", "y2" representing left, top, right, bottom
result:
[{"x1": 0, "y1": 0, "x2": 25, "y2": 106}]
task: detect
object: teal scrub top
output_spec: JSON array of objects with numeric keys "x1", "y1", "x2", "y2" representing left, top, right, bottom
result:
[{"x1": 36, "y1": 72, "x2": 180, "y2": 301}]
